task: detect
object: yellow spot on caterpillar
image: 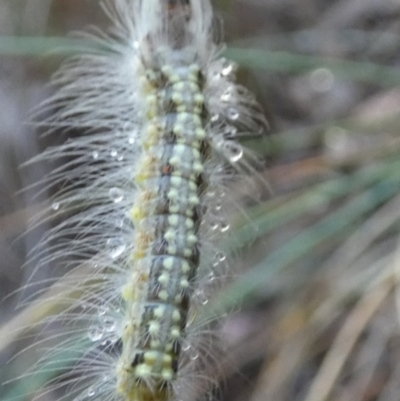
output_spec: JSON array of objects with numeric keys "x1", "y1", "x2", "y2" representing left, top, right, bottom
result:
[
  {"x1": 143, "y1": 351, "x2": 157, "y2": 364},
  {"x1": 171, "y1": 176, "x2": 183, "y2": 186},
  {"x1": 164, "y1": 230, "x2": 175, "y2": 241},
  {"x1": 171, "y1": 92, "x2": 183, "y2": 104},
  {"x1": 135, "y1": 363, "x2": 152, "y2": 378},
  {"x1": 180, "y1": 279, "x2": 189, "y2": 289},
  {"x1": 174, "y1": 144, "x2": 186, "y2": 154},
  {"x1": 158, "y1": 290, "x2": 169, "y2": 301},
  {"x1": 194, "y1": 94, "x2": 204, "y2": 104},
  {"x1": 154, "y1": 306, "x2": 166, "y2": 319},
  {"x1": 196, "y1": 128, "x2": 206, "y2": 139},
  {"x1": 161, "y1": 369, "x2": 173, "y2": 380},
  {"x1": 173, "y1": 124, "x2": 184, "y2": 135},
  {"x1": 189, "y1": 195, "x2": 199, "y2": 205},
  {"x1": 146, "y1": 94, "x2": 157, "y2": 118},
  {"x1": 193, "y1": 162, "x2": 204, "y2": 174},
  {"x1": 171, "y1": 327, "x2": 180, "y2": 338},
  {"x1": 167, "y1": 245, "x2": 177, "y2": 255},
  {"x1": 162, "y1": 354, "x2": 172, "y2": 364},
  {"x1": 173, "y1": 82, "x2": 185, "y2": 91},
  {"x1": 168, "y1": 215, "x2": 179, "y2": 226},
  {"x1": 169, "y1": 204, "x2": 179, "y2": 214},
  {"x1": 172, "y1": 310, "x2": 181, "y2": 322},
  {"x1": 185, "y1": 218, "x2": 194, "y2": 228},
  {"x1": 163, "y1": 258, "x2": 174, "y2": 270},
  {"x1": 130, "y1": 206, "x2": 144, "y2": 222},
  {"x1": 167, "y1": 189, "x2": 178, "y2": 200},
  {"x1": 182, "y1": 261, "x2": 190, "y2": 273},
  {"x1": 148, "y1": 321, "x2": 160, "y2": 336},
  {"x1": 122, "y1": 284, "x2": 134, "y2": 301},
  {"x1": 187, "y1": 235, "x2": 197, "y2": 245},
  {"x1": 169, "y1": 156, "x2": 179, "y2": 166},
  {"x1": 158, "y1": 272, "x2": 170, "y2": 285}
]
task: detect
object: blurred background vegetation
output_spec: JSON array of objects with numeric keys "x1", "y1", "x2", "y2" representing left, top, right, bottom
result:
[{"x1": 2, "y1": 1, "x2": 400, "y2": 401}]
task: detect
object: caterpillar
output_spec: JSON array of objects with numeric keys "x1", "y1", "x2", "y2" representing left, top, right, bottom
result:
[{"x1": 13, "y1": 1, "x2": 268, "y2": 401}]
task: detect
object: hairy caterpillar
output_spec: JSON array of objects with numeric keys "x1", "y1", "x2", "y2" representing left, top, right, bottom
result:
[{"x1": 12, "y1": 1, "x2": 268, "y2": 401}]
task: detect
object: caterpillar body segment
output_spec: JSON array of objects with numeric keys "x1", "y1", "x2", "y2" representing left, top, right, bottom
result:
[
  {"x1": 18, "y1": 1, "x2": 268, "y2": 401},
  {"x1": 118, "y1": 57, "x2": 207, "y2": 401}
]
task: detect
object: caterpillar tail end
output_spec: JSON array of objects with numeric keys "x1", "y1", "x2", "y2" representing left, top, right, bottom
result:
[
  {"x1": 116, "y1": 371, "x2": 173, "y2": 401},
  {"x1": 117, "y1": 375, "x2": 171, "y2": 401}
]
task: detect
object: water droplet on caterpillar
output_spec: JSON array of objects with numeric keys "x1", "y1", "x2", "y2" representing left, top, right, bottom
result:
[
  {"x1": 220, "y1": 86, "x2": 235, "y2": 102},
  {"x1": 227, "y1": 107, "x2": 239, "y2": 120},
  {"x1": 221, "y1": 59, "x2": 237, "y2": 77},
  {"x1": 182, "y1": 343, "x2": 191, "y2": 352},
  {"x1": 210, "y1": 219, "x2": 219, "y2": 231},
  {"x1": 98, "y1": 305, "x2": 108, "y2": 316},
  {"x1": 103, "y1": 317, "x2": 116, "y2": 332},
  {"x1": 110, "y1": 149, "x2": 118, "y2": 158},
  {"x1": 87, "y1": 387, "x2": 96, "y2": 397},
  {"x1": 88, "y1": 326, "x2": 104, "y2": 342},
  {"x1": 220, "y1": 220, "x2": 230, "y2": 232},
  {"x1": 195, "y1": 289, "x2": 209, "y2": 305},
  {"x1": 222, "y1": 125, "x2": 238, "y2": 139},
  {"x1": 92, "y1": 151, "x2": 99, "y2": 160},
  {"x1": 51, "y1": 202, "x2": 60, "y2": 211},
  {"x1": 228, "y1": 144, "x2": 243, "y2": 163},
  {"x1": 107, "y1": 238, "x2": 126, "y2": 259},
  {"x1": 211, "y1": 113, "x2": 220, "y2": 122},
  {"x1": 109, "y1": 187, "x2": 124, "y2": 203},
  {"x1": 213, "y1": 202, "x2": 222, "y2": 212}
]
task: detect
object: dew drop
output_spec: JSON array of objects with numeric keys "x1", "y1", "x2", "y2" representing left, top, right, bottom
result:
[
  {"x1": 92, "y1": 151, "x2": 99, "y2": 160},
  {"x1": 221, "y1": 60, "x2": 237, "y2": 77},
  {"x1": 98, "y1": 305, "x2": 108, "y2": 316},
  {"x1": 222, "y1": 125, "x2": 238, "y2": 139},
  {"x1": 227, "y1": 144, "x2": 243, "y2": 163},
  {"x1": 110, "y1": 149, "x2": 118, "y2": 158},
  {"x1": 195, "y1": 289, "x2": 208, "y2": 305},
  {"x1": 107, "y1": 238, "x2": 126, "y2": 259},
  {"x1": 214, "y1": 202, "x2": 222, "y2": 212},
  {"x1": 310, "y1": 67, "x2": 334, "y2": 92},
  {"x1": 221, "y1": 88, "x2": 234, "y2": 102},
  {"x1": 211, "y1": 113, "x2": 220, "y2": 122},
  {"x1": 220, "y1": 221, "x2": 230, "y2": 232},
  {"x1": 227, "y1": 107, "x2": 239, "y2": 120},
  {"x1": 208, "y1": 272, "x2": 217, "y2": 282},
  {"x1": 87, "y1": 387, "x2": 96, "y2": 397},
  {"x1": 210, "y1": 221, "x2": 219, "y2": 231},
  {"x1": 109, "y1": 187, "x2": 124, "y2": 203},
  {"x1": 103, "y1": 317, "x2": 116, "y2": 332},
  {"x1": 51, "y1": 202, "x2": 60, "y2": 211},
  {"x1": 88, "y1": 326, "x2": 104, "y2": 342},
  {"x1": 182, "y1": 343, "x2": 191, "y2": 352}
]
